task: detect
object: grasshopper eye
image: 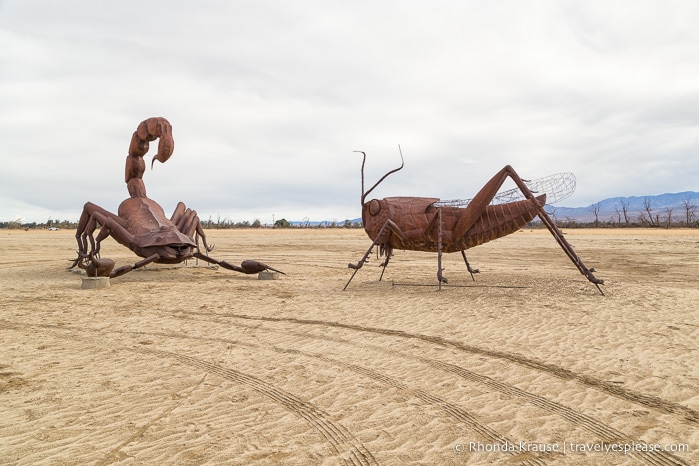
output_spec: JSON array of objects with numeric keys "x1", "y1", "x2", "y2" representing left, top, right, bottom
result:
[{"x1": 369, "y1": 199, "x2": 381, "y2": 216}]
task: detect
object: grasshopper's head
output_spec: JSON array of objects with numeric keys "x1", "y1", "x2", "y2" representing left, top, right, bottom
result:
[{"x1": 361, "y1": 198, "x2": 391, "y2": 241}]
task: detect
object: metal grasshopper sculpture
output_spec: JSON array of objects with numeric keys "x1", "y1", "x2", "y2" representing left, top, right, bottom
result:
[
  {"x1": 344, "y1": 149, "x2": 604, "y2": 294},
  {"x1": 70, "y1": 117, "x2": 283, "y2": 279}
]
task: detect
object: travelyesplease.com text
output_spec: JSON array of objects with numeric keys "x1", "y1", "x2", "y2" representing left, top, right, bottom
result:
[{"x1": 455, "y1": 440, "x2": 690, "y2": 455}]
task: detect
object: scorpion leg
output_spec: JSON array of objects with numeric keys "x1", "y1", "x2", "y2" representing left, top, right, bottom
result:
[
  {"x1": 91, "y1": 214, "x2": 135, "y2": 257},
  {"x1": 111, "y1": 254, "x2": 161, "y2": 278},
  {"x1": 460, "y1": 251, "x2": 480, "y2": 281},
  {"x1": 173, "y1": 203, "x2": 279, "y2": 275},
  {"x1": 191, "y1": 217, "x2": 214, "y2": 253},
  {"x1": 172, "y1": 202, "x2": 213, "y2": 253},
  {"x1": 68, "y1": 213, "x2": 99, "y2": 270},
  {"x1": 73, "y1": 205, "x2": 101, "y2": 263},
  {"x1": 74, "y1": 211, "x2": 91, "y2": 259},
  {"x1": 195, "y1": 222, "x2": 213, "y2": 252},
  {"x1": 180, "y1": 207, "x2": 200, "y2": 239},
  {"x1": 77, "y1": 214, "x2": 139, "y2": 278},
  {"x1": 71, "y1": 203, "x2": 125, "y2": 270},
  {"x1": 170, "y1": 201, "x2": 187, "y2": 226}
]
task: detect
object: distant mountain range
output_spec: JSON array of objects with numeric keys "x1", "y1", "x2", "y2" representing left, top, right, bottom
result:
[{"x1": 548, "y1": 191, "x2": 698, "y2": 223}]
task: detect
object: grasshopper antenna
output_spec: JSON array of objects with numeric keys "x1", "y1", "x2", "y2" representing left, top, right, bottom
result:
[
  {"x1": 361, "y1": 145, "x2": 404, "y2": 204},
  {"x1": 353, "y1": 150, "x2": 367, "y2": 205}
]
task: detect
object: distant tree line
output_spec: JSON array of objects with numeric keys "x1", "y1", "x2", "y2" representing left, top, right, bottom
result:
[
  {"x1": 7, "y1": 194, "x2": 695, "y2": 231},
  {"x1": 0, "y1": 218, "x2": 79, "y2": 230},
  {"x1": 0, "y1": 216, "x2": 365, "y2": 230},
  {"x1": 201, "y1": 215, "x2": 362, "y2": 229},
  {"x1": 531, "y1": 194, "x2": 698, "y2": 229}
]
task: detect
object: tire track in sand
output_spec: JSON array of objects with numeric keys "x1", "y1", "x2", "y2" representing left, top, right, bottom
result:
[
  {"x1": 121, "y1": 320, "x2": 687, "y2": 466},
  {"x1": 96, "y1": 374, "x2": 208, "y2": 466},
  {"x1": 2, "y1": 319, "x2": 691, "y2": 465},
  {"x1": 274, "y1": 329, "x2": 687, "y2": 466},
  {"x1": 0, "y1": 320, "x2": 377, "y2": 466},
  {"x1": 3, "y1": 320, "x2": 552, "y2": 465},
  {"x1": 41, "y1": 321, "x2": 687, "y2": 466},
  {"x1": 214, "y1": 312, "x2": 699, "y2": 425},
  {"x1": 280, "y1": 347, "x2": 550, "y2": 466},
  {"x1": 132, "y1": 346, "x2": 377, "y2": 466}
]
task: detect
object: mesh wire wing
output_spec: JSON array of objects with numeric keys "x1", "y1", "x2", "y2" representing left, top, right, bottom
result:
[{"x1": 433, "y1": 172, "x2": 576, "y2": 208}]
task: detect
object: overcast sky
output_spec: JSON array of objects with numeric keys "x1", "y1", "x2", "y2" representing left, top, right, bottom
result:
[{"x1": 2, "y1": 0, "x2": 698, "y2": 224}]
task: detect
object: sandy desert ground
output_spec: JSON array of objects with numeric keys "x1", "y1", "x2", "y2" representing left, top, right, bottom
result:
[{"x1": 0, "y1": 227, "x2": 697, "y2": 465}]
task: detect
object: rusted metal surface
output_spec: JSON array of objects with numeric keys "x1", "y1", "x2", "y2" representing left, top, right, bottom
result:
[
  {"x1": 345, "y1": 149, "x2": 604, "y2": 293},
  {"x1": 70, "y1": 117, "x2": 283, "y2": 279}
]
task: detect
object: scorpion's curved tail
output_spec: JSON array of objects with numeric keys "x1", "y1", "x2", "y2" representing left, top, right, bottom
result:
[
  {"x1": 127, "y1": 117, "x2": 174, "y2": 169},
  {"x1": 125, "y1": 118, "x2": 175, "y2": 197}
]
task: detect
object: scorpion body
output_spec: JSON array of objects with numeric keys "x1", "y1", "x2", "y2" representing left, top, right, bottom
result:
[{"x1": 71, "y1": 117, "x2": 282, "y2": 279}]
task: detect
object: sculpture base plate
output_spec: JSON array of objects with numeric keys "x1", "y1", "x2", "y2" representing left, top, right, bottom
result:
[
  {"x1": 258, "y1": 271, "x2": 280, "y2": 280},
  {"x1": 81, "y1": 276, "x2": 111, "y2": 289}
]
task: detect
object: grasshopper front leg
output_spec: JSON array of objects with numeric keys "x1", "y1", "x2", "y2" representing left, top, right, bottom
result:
[{"x1": 344, "y1": 219, "x2": 407, "y2": 290}]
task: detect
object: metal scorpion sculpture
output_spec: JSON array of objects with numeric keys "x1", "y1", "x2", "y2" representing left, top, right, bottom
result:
[
  {"x1": 70, "y1": 117, "x2": 282, "y2": 279},
  {"x1": 344, "y1": 148, "x2": 604, "y2": 294}
]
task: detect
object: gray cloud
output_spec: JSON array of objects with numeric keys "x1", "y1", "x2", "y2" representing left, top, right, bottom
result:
[{"x1": 2, "y1": 0, "x2": 698, "y2": 224}]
